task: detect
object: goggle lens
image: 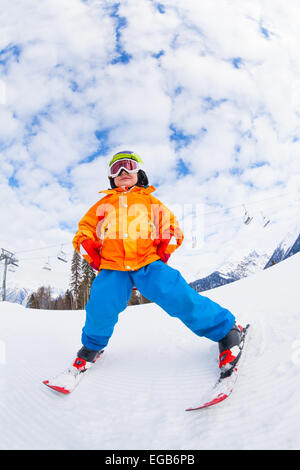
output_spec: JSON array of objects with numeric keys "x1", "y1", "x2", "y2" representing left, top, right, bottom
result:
[{"x1": 109, "y1": 159, "x2": 139, "y2": 177}]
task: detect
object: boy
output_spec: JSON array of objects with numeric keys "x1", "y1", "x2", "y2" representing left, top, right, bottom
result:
[{"x1": 43, "y1": 151, "x2": 246, "y2": 394}]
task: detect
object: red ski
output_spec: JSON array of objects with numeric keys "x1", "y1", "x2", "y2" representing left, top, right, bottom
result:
[
  {"x1": 43, "y1": 351, "x2": 103, "y2": 394},
  {"x1": 186, "y1": 325, "x2": 250, "y2": 411},
  {"x1": 186, "y1": 367, "x2": 239, "y2": 411}
]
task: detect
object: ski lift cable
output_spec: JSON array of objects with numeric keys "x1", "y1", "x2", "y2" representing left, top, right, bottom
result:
[
  {"x1": 15, "y1": 242, "x2": 72, "y2": 254},
  {"x1": 14, "y1": 198, "x2": 299, "y2": 261},
  {"x1": 17, "y1": 251, "x2": 74, "y2": 261},
  {"x1": 11, "y1": 190, "x2": 300, "y2": 257},
  {"x1": 206, "y1": 201, "x2": 297, "y2": 228},
  {"x1": 202, "y1": 190, "x2": 299, "y2": 217},
  {"x1": 14, "y1": 190, "x2": 298, "y2": 255},
  {"x1": 188, "y1": 197, "x2": 299, "y2": 229},
  {"x1": 6, "y1": 211, "x2": 299, "y2": 269}
]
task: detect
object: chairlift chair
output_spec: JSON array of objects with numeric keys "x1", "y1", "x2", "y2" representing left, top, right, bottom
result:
[
  {"x1": 57, "y1": 246, "x2": 68, "y2": 263},
  {"x1": 243, "y1": 205, "x2": 253, "y2": 225},
  {"x1": 261, "y1": 212, "x2": 270, "y2": 228},
  {"x1": 9, "y1": 258, "x2": 19, "y2": 270},
  {"x1": 43, "y1": 257, "x2": 52, "y2": 271}
]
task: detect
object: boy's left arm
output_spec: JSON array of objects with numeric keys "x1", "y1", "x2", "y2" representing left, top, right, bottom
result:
[{"x1": 150, "y1": 196, "x2": 184, "y2": 260}]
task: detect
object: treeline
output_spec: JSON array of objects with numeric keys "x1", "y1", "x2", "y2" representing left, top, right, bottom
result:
[
  {"x1": 27, "y1": 286, "x2": 74, "y2": 310},
  {"x1": 27, "y1": 250, "x2": 151, "y2": 310}
]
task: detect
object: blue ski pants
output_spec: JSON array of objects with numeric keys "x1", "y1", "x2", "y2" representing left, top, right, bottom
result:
[{"x1": 82, "y1": 260, "x2": 235, "y2": 351}]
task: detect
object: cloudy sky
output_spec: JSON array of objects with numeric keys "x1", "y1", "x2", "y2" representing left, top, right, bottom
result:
[{"x1": 0, "y1": 0, "x2": 300, "y2": 291}]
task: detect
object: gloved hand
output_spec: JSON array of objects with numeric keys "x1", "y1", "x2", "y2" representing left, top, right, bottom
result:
[
  {"x1": 81, "y1": 239, "x2": 102, "y2": 270},
  {"x1": 153, "y1": 237, "x2": 171, "y2": 263}
]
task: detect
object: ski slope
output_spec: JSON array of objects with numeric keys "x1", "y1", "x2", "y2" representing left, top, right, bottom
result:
[{"x1": 0, "y1": 253, "x2": 300, "y2": 450}]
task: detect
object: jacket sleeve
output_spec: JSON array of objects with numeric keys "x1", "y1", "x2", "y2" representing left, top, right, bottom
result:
[
  {"x1": 150, "y1": 195, "x2": 184, "y2": 254},
  {"x1": 72, "y1": 200, "x2": 104, "y2": 253}
]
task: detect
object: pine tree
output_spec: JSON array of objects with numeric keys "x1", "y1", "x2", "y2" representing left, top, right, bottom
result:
[
  {"x1": 28, "y1": 293, "x2": 39, "y2": 309},
  {"x1": 70, "y1": 250, "x2": 82, "y2": 309},
  {"x1": 78, "y1": 258, "x2": 96, "y2": 309},
  {"x1": 54, "y1": 295, "x2": 65, "y2": 310},
  {"x1": 128, "y1": 288, "x2": 141, "y2": 305},
  {"x1": 30, "y1": 286, "x2": 53, "y2": 309},
  {"x1": 140, "y1": 294, "x2": 152, "y2": 304},
  {"x1": 64, "y1": 289, "x2": 74, "y2": 310}
]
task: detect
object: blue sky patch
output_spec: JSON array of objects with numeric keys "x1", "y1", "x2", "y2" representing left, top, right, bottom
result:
[
  {"x1": 229, "y1": 167, "x2": 244, "y2": 176},
  {"x1": 176, "y1": 158, "x2": 191, "y2": 177},
  {"x1": 0, "y1": 44, "x2": 21, "y2": 67},
  {"x1": 23, "y1": 108, "x2": 52, "y2": 147},
  {"x1": 8, "y1": 174, "x2": 19, "y2": 188},
  {"x1": 156, "y1": 3, "x2": 166, "y2": 14},
  {"x1": 110, "y1": 3, "x2": 132, "y2": 65},
  {"x1": 174, "y1": 86, "x2": 183, "y2": 96},
  {"x1": 59, "y1": 221, "x2": 74, "y2": 232},
  {"x1": 250, "y1": 161, "x2": 269, "y2": 169},
  {"x1": 79, "y1": 128, "x2": 111, "y2": 164},
  {"x1": 202, "y1": 96, "x2": 228, "y2": 111},
  {"x1": 169, "y1": 124, "x2": 197, "y2": 150},
  {"x1": 152, "y1": 50, "x2": 165, "y2": 59},
  {"x1": 232, "y1": 57, "x2": 243, "y2": 69},
  {"x1": 260, "y1": 25, "x2": 270, "y2": 39},
  {"x1": 25, "y1": 114, "x2": 41, "y2": 138},
  {"x1": 70, "y1": 80, "x2": 79, "y2": 92}
]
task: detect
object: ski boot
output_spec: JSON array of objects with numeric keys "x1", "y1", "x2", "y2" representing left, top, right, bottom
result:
[
  {"x1": 74, "y1": 345, "x2": 103, "y2": 371},
  {"x1": 218, "y1": 323, "x2": 248, "y2": 378},
  {"x1": 43, "y1": 346, "x2": 103, "y2": 394}
]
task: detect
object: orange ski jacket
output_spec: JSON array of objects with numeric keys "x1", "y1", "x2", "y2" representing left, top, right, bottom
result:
[{"x1": 72, "y1": 185, "x2": 184, "y2": 272}]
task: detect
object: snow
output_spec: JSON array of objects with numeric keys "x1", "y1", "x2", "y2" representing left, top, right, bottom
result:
[{"x1": 0, "y1": 253, "x2": 300, "y2": 450}]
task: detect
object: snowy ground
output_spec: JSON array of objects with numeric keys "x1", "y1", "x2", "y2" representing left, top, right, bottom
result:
[{"x1": 0, "y1": 253, "x2": 300, "y2": 450}]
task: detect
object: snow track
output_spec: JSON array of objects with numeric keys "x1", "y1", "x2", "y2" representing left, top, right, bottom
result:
[{"x1": 0, "y1": 253, "x2": 300, "y2": 449}]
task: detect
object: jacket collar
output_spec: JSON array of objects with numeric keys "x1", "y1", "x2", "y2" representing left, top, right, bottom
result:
[{"x1": 99, "y1": 185, "x2": 156, "y2": 196}]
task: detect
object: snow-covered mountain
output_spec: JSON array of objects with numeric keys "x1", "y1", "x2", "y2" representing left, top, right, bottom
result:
[
  {"x1": 190, "y1": 249, "x2": 271, "y2": 292},
  {"x1": 0, "y1": 283, "x2": 64, "y2": 307},
  {"x1": 265, "y1": 230, "x2": 300, "y2": 268},
  {"x1": 2, "y1": 286, "x2": 32, "y2": 306},
  {"x1": 190, "y1": 229, "x2": 300, "y2": 292}
]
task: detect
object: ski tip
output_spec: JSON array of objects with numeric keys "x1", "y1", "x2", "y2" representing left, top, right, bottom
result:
[
  {"x1": 43, "y1": 380, "x2": 71, "y2": 394},
  {"x1": 185, "y1": 393, "x2": 229, "y2": 411}
]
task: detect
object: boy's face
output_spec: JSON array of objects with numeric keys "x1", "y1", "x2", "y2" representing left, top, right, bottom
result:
[{"x1": 114, "y1": 169, "x2": 138, "y2": 188}]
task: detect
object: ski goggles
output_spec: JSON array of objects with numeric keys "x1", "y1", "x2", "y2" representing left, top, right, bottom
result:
[{"x1": 109, "y1": 158, "x2": 140, "y2": 178}]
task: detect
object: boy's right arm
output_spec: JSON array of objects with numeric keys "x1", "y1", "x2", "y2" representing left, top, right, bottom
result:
[
  {"x1": 72, "y1": 200, "x2": 102, "y2": 252},
  {"x1": 72, "y1": 201, "x2": 106, "y2": 270}
]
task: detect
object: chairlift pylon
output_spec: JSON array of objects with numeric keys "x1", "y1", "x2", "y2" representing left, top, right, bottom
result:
[{"x1": 243, "y1": 205, "x2": 253, "y2": 225}]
